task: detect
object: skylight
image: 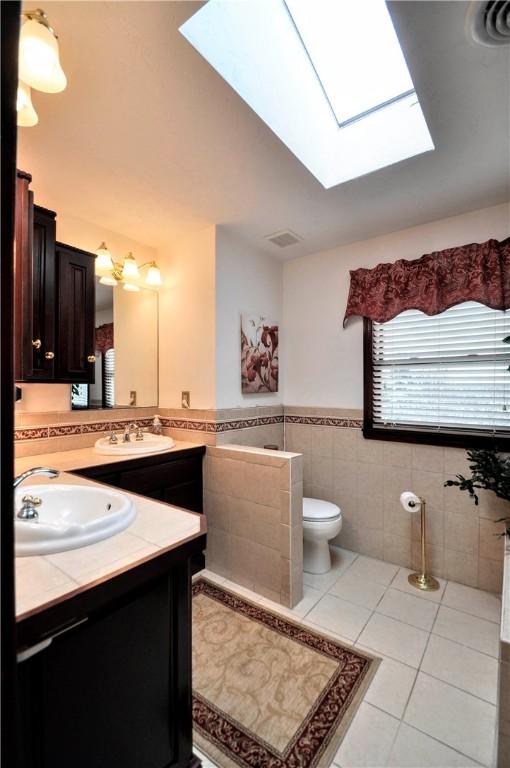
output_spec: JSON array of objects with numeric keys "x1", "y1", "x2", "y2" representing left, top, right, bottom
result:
[
  {"x1": 180, "y1": 0, "x2": 434, "y2": 189},
  {"x1": 284, "y1": 0, "x2": 415, "y2": 126}
]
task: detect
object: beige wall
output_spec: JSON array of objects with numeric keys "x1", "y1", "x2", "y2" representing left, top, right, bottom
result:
[
  {"x1": 215, "y1": 227, "x2": 283, "y2": 408},
  {"x1": 157, "y1": 226, "x2": 216, "y2": 409},
  {"x1": 114, "y1": 287, "x2": 158, "y2": 407}
]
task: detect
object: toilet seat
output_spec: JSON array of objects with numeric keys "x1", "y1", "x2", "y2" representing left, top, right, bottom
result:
[{"x1": 303, "y1": 497, "x2": 341, "y2": 522}]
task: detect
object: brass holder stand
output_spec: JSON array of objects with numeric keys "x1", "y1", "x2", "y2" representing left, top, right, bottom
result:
[{"x1": 408, "y1": 496, "x2": 440, "y2": 592}]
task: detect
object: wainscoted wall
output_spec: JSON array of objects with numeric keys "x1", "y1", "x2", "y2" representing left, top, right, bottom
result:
[
  {"x1": 203, "y1": 445, "x2": 303, "y2": 607},
  {"x1": 285, "y1": 407, "x2": 506, "y2": 593}
]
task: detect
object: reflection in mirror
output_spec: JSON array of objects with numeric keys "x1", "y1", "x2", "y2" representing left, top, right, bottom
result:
[{"x1": 72, "y1": 278, "x2": 158, "y2": 409}]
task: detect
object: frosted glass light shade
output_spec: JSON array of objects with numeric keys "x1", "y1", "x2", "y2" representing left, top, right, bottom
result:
[
  {"x1": 19, "y1": 17, "x2": 67, "y2": 94},
  {"x1": 95, "y1": 242, "x2": 114, "y2": 274},
  {"x1": 121, "y1": 253, "x2": 140, "y2": 279},
  {"x1": 123, "y1": 283, "x2": 140, "y2": 292},
  {"x1": 145, "y1": 263, "x2": 162, "y2": 286},
  {"x1": 99, "y1": 275, "x2": 118, "y2": 287},
  {"x1": 17, "y1": 81, "x2": 38, "y2": 127}
]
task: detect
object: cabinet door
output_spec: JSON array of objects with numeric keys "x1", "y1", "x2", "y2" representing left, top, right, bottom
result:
[
  {"x1": 14, "y1": 188, "x2": 57, "y2": 381},
  {"x1": 56, "y1": 243, "x2": 96, "y2": 383}
]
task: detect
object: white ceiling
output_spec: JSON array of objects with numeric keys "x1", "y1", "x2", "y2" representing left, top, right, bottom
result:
[{"x1": 17, "y1": 1, "x2": 510, "y2": 260}]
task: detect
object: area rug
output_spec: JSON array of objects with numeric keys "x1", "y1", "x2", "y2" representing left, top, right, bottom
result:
[{"x1": 192, "y1": 579, "x2": 379, "y2": 768}]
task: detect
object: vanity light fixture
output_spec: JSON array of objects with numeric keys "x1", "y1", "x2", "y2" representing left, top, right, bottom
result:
[
  {"x1": 17, "y1": 8, "x2": 67, "y2": 128},
  {"x1": 95, "y1": 243, "x2": 163, "y2": 289},
  {"x1": 19, "y1": 9, "x2": 67, "y2": 93},
  {"x1": 16, "y1": 81, "x2": 38, "y2": 127}
]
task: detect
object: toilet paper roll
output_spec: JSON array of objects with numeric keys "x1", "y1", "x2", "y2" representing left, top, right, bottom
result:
[{"x1": 400, "y1": 491, "x2": 422, "y2": 513}]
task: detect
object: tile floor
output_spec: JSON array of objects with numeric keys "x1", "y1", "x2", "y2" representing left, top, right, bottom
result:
[{"x1": 194, "y1": 547, "x2": 502, "y2": 768}]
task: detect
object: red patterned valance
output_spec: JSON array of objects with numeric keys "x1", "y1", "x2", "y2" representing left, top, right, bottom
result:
[
  {"x1": 95, "y1": 323, "x2": 114, "y2": 353},
  {"x1": 343, "y1": 237, "x2": 510, "y2": 326}
]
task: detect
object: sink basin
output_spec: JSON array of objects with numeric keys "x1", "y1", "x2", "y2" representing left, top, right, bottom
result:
[
  {"x1": 94, "y1": 433, "x2": 175, "y2": 455},
  {"x1": 15, "y1": 484, "x2": 136, "y2": 557}
]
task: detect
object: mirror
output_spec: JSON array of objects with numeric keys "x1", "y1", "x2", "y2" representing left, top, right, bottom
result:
[{"x1": 72, "y1": 278, "x2": 158, "y2": 409}]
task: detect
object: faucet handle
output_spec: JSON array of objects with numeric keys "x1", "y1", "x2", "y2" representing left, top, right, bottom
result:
[
  {"x1": 105, "y1": 430, "x2": 118, "y2": 444},
  {"x1": 22, "y1": 495, "x2": 42, "y2": 507}
]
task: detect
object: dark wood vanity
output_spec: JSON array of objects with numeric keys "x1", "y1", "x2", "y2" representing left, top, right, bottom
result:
[
  {"x1": 16, "y1": 446, "x2": 206, "y2": 768},
  {"x1": 14, "y1": 170, "x2": 96, "y2": 384}
]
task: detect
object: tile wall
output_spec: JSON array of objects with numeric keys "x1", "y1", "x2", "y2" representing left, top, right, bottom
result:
[
  {"x1": 203, "y1": 444, "x2": 303, "y2": 608},
  {"x1": 285, "y1": 407, "x2": 506, "y2": 593}
]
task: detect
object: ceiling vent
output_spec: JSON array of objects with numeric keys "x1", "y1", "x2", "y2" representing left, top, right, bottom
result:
[
  {"x1": 265, "y1": 229, "x2": 302, "y2": 248},
  {"x1": 467, "y1": 1, "x2": 510, "y2": 46}
]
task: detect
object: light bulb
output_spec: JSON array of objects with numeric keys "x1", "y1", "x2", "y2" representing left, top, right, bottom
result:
[
  {"x1": 145, "y1": 263, "x2": 162, "y2": 286},
  {"x1": 95, "y1": 242, "x2": 114, "y2": 274},
  {"x1": 99, "y1": 275, "x2": 118, "y2": 287},
  {"x1": 16, "y1": 81, "x2": 38, "y2": 127},
  {"x1": 123, "y1": 283, "x2": 140, "y2": 292},
  {"x1": 19, "y1": 16, "x2": 67, "y2": 94},
  {"x1": 121, "y1": 253, "x2": 140, "y2": 279}
]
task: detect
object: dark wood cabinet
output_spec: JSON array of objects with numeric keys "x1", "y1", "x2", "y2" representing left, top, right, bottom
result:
[
  {"x1": 17, "y1": 555, "x2": 203, "y2": 768},
  {"x1": 56, "y1": 243, "x2": 96, "y2": 383},
  {"x1": 75, "y1": 450, "x2": 205, "y2": 514},
  {"x1": 14, "y1": 171, "x2": 96, "y2": 384}
]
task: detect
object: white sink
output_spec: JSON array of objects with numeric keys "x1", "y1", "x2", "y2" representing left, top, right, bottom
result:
[
  {"x1": 15, "y1": 484, "x2": 136, "y2": 557},
  {"x1": 94, "y1": 433, "x2": 175, "y2": 455}
]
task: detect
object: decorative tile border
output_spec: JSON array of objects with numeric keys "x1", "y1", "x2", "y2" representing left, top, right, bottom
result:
[
  {"x1": 285, "y1": 414, "x2": 363, "y2": 429},
  {"x1": 14, "y1": 411, "x2": 360, "y2": 442}
]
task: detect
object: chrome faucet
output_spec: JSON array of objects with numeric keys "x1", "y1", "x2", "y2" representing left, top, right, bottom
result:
[
  {"x1": 123, "y1": 423, "x2": 144, "y2": 442},
  {"x1": 14, "y1": 467, "x2": 59, "y2": 520}
]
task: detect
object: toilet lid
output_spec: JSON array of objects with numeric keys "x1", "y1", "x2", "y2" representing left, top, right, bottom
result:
[{"x1": 303, "y1": 497, "x2": 341, "y2": 521}]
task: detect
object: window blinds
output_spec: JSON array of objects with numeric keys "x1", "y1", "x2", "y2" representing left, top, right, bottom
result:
[
  {"x1": 372, "y1": 301, "x2": 510, "y2": 434},
  {"x1": 103, "y1": 348, "x2": 115, "y2": 408}
]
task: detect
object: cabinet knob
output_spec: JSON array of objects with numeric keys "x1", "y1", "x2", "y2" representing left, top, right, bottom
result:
[
  {"x1": 44, "y1": 351, "x2": 55, "y2": 360},
  {"x1": 32, "y1": 339, "x2": 42, "y2": 350},
  {"x1": 87, "y1": 355, "x2": 96, "y2": 363}
]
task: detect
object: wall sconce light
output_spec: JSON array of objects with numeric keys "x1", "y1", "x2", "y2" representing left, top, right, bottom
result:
[
  {"x1": 17, "y1": 8, "x2": 67, "y2": 127},
  {"x1": 95, "y1": 243, "x2": 163, "y2": 290}
]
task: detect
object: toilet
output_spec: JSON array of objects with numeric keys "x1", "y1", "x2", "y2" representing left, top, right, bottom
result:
[{"x1": 302, "y1": 498, "x2": 342, "y2": 574}]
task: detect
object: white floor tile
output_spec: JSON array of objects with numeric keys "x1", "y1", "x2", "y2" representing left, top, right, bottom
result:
[
  {"x1": 306, "y1": 592, "x2": 372, "y2": 641},
  {"x1": 344, "y1": 555, "x2": 399, "y2": 586},
  {"x1": 329, "y1": 572, "x2": 387, "y2": 610},
  {"x1": 433, "y1": 604, "x2": 500, "y2": 658},
  {"x1": 388, "y1": 723, "x2": 479, "y2": 767},
  {"x1": 404, "y1": 673, "x2": 497, "y2": 766},
  {"x1": 376, "y1": 588, "x2": 439, "y2": 631},
  {"x1": 303, "y1": 547, "x2": 358, "y2": 592},
  {"x1": 442, "y1": 582, "x2": 501, "y2": 624},
  {"x1": 193, "y1": 747, "x2": 218, "y2": 767},
  {"x1": 420, "y1": 634, "x2": 499, "y2": 704},
  {"x1": 334, "y1": 702, "x2": 399, "y2": 767},
  {"x1": 358, "y1": 613, "x2": 429, "y2": 668},
  {"x1": 356, "y1": 645, "x2": 417, "y2": 719},
  {"x1": 289, "y1": 584, "x2": 323, "y2": 618},
  {"x1": 391, "y1": 567, "x2": 446, "y2": 603}
]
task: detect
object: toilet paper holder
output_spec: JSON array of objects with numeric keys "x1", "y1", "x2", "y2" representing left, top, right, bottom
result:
[{"x1": 400, "y1": 493, "x2": 440, "y2": 592}]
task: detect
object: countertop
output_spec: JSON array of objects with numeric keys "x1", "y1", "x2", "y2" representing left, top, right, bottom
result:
[
  {"x1": 15, "y1": 468, "x2": 206, "y2": 621},
  {"x1": 15, "y1": 440, "x2": 205, "y2": 475}
]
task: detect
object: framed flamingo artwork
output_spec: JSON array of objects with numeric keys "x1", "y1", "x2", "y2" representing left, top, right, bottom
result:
[{"x1": 241, "y1": 314, "x2": 279, "y2": 393}]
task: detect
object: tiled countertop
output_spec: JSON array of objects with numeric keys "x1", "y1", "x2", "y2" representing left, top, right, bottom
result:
[
  {"x1": 15, "y1": 469, "x2": 206, "y2": 620},
  {"x1": 15, "y1": 439, "x2": 204, "y2": 475}
]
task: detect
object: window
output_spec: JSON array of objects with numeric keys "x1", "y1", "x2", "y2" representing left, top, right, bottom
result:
[
  {"x1": 103, "y1": 348, "x2": 115, "y2": 408},
  {"x1": 364, "y1": 301, "x2": 510, "y2": 447},
  {"x1": 179, "y1": 0, "x2": 433, "y2": 188},
  {"x1": 284, "y1": 0, "x2": 415, "y2": 126}
]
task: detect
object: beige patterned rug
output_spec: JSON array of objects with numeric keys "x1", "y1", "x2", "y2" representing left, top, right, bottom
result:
[{"x1": 192, "y1": 579, "x2": 379, "y2": 768}]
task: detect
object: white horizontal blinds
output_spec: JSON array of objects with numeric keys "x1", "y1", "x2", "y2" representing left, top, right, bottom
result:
[
  {"x1": 372, "y1": 301, "x2": 510, "y2": 433},
  {"x1": 103, "y1": 349, "x2": 115, "y2": 408}
]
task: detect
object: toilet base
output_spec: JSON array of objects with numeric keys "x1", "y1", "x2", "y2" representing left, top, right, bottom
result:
[{"x1": 303, "y1": 539, "x2": 332, "y2": 575}]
